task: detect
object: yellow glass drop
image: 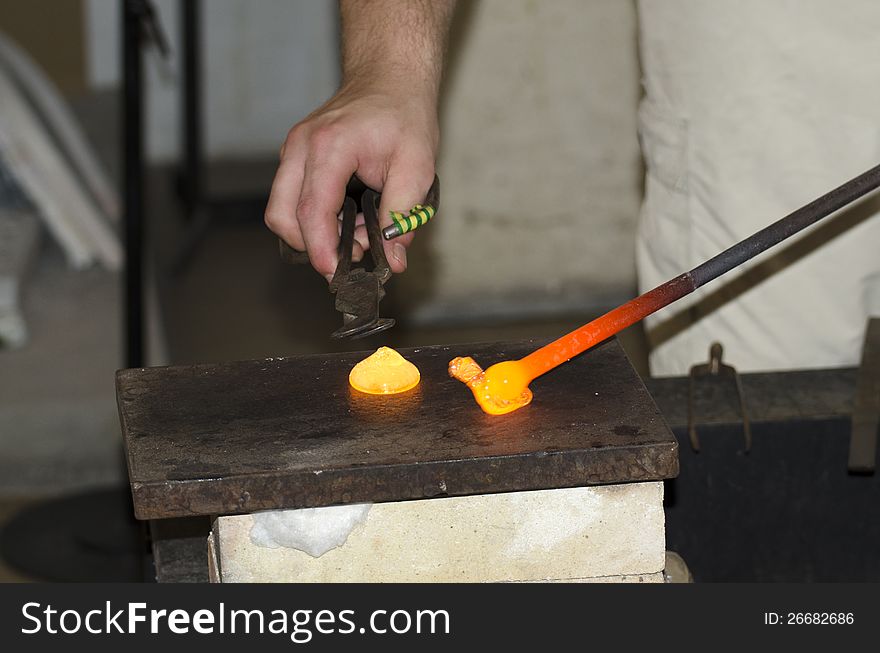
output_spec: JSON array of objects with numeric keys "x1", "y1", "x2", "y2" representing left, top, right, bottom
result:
[{"x1": 349, "y1": 347, "x2": 421, "y2": 395}]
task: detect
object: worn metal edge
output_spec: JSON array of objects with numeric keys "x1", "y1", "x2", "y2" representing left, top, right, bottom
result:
[
  {"x1": 115, "y1": 368, "x2": 140, "y2": 509},
  {"x1": 132, "y1": 441, "x2": 678, "y2": 520}
]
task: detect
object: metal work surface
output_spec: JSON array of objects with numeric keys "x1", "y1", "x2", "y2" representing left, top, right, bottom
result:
[
  {"x1": 146, "y1": 366, "x2": 875, "y2": 582},
  {"x1": 117, "y1": 339, "x2": 677, "y2": 520}
]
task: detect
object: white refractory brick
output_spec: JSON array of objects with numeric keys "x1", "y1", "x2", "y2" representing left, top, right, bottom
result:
[
  {"x1": 0, "y1": 209, "x2": 41, "y2": 348},
  {"x1": 214, "y1": 482, "x2": 666, "y2": 583}
]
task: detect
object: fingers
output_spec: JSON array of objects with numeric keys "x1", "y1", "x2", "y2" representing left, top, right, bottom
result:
[
  {"x1": 377, "y1": 155, "x2": 436, "y2": 273},
  {"x1": 352, "y1": 224, "x2": 370, "y2": 256},
  {"x1": 351, "y1": 241, "x2": 364, "y2": 263},
  {"x1": 265, "y1": 146, "x2": 306, "y2": 251},
  {"x1": 340, "y1": 220, "x2": 366, "y2": 263},
  {"x1": 297, "y1": 133, "x2": 358, "y2": 280},
  {"x1": 266, "y1": 124, "x2": 359, "y2": 281}
]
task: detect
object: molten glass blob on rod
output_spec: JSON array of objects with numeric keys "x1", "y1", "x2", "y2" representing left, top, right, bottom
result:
[{"x1": 450, "y1": 163, "x2": 880, "y2": 415}]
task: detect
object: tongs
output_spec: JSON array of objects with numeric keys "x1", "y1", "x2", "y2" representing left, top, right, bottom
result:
[
  {"x1": 278, "y1": 178, "x2": 396, "y2": 339},
  {"x1": 327, "y1": 184, "x2": 395, "y2": 339},
  {"x1": 280, "y1": 176, "x2": 440, "y2": 338}
]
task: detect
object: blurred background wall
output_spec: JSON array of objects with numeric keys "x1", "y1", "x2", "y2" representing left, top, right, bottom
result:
[{"x1": 414, "y1": 0, "x2": 641, "y2": 320}]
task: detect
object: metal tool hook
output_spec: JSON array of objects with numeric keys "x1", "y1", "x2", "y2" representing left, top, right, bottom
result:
[{"x1": 687, "y1": 342, "x2": 752, "y2": 454}]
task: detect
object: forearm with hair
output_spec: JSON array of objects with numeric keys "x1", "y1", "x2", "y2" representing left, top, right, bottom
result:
[{"x1": 339, "y1": 0, "x2": 456, "y2": 98}]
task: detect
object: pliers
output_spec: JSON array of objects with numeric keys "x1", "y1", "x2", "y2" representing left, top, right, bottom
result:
[
  {"x1": 328, "y1": 180, "x2": 394, "y2": 339},
  {"x1": 279, "y1": 175, "x2": 439, "y2": 339}
]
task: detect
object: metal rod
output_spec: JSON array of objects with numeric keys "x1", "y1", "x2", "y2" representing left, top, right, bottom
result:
[
  {"x1": 122, "y1": 0, "x2": 145, "y2": 368},
  {"x1": 522, "y1": 163, "x2": 880, "y2": 377},
  {"x1": 181, "y1": 0, "x2": 202, "y2": 216},
  {"x1": 690, "y1": 163, "x2": 880, "y2": 288}
]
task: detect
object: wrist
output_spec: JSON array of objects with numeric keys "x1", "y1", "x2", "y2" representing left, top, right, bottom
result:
[{"x1": 341, "y1": 59, "x2": 441, "y2": 104}]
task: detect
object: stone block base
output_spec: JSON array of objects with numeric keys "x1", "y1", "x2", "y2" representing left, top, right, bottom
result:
[{"x1": 211, "y1": 481, "x2": 665, "y2": 583}]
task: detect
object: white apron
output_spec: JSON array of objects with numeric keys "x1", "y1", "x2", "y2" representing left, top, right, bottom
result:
[{"x1": 636, "y1": 0, "x2": 880, "y2": 375}]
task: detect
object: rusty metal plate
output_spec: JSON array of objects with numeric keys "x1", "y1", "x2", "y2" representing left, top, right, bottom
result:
[{"x1": 117, "y1": 339, "x2": 677, "y2": 520}]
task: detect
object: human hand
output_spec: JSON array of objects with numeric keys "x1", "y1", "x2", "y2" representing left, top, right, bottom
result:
[{"x1": 264, "y1": 80, "x2": 439, "y2": 281}]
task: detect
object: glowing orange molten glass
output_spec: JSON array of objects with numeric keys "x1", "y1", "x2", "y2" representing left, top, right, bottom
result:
[
  {"x1": 448, "y1": 357, "x2": 532, "y2": 415},
  {"x1": 449, "y1": 275, "x2": 693, "y2": 415},
  {"x1": 349, "y1": 347, "x2": 420, "y2": 395}
]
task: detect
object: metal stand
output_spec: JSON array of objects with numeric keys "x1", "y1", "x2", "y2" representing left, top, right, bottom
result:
[
  {"x1": 123, "y1": 0, "x2": 146, "y2": 368},
  {"x1": 180, "y1": 0, "x2": 202, "y2": 218},
  {"x1": 169, "y1": 0, "x2": 269, "y2": 274}
]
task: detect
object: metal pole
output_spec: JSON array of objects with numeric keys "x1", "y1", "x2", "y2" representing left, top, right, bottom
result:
[
  {"x1": 522, "y1": 163, "x2": 880, "y2": 375},
  {"x1": 690, "y1": 163, "x2": 880, "y2": 288},
  {"x1": 122, "y1": 0, "x2": 145, "y2": 368},
  {"x1": 181, "y1": 0, "x2": 202, "y2": 216}
]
